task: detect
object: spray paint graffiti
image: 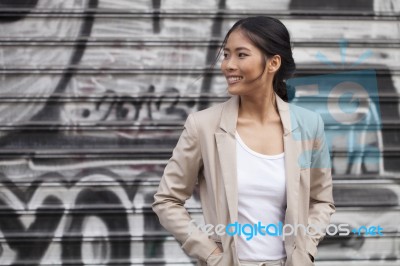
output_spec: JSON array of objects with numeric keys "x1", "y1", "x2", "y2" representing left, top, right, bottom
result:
[{"x1": 0, "y1": 0, "x2": 399, "y2": 265}]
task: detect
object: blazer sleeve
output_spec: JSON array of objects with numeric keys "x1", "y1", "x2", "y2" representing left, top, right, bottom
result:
[
  {"x1": 306, "y1": 113, "x2": 336, "y2": 258},
  {"x1": 152, "y1": 114, "x2": 219, "y2": 261}
]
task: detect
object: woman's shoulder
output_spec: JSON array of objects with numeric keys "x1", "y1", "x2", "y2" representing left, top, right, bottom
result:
[
  {"x1": 287, "y1": 101, "x2": 324, "y2": 133},
  {"x1": 288, "y1": 102, "x2": 320, "y2": 119},
  {"x1": 188, "y1": 98, "x2": 230, "y2": 127}
]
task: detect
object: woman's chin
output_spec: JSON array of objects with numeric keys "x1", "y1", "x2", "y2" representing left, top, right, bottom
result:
[{"x1": 227, "y1": 86, "x2": 242, "y2": 95}]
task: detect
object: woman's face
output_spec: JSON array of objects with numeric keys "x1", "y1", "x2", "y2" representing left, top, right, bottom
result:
[{"x1": 221, "y1": 29, "x2": 269, "y2": 96}]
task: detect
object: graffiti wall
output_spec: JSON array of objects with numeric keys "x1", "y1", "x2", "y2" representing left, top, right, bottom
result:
[{"x1": 0, "y1": 0, "x2": 399, "y2": 265}]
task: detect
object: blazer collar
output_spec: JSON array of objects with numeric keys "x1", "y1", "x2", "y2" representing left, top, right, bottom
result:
[
  {"x1": 219, "y1": 92, "x2": 298, "y2": 135},
  {"x1": 215, "y1": 92, "x2": 301, "y2": 250}
]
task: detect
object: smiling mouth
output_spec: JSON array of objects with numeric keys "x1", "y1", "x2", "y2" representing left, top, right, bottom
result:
[{"x1": 226, "y1": 76, "x2": 243, "y2": 84}]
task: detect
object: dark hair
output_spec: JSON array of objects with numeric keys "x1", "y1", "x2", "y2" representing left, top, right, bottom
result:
[{"x1": 219, "y1": 16, "x2": 296, "y2": 102}]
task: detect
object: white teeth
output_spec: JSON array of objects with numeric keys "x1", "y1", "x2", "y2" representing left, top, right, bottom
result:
[{"x1": 227, "y1": 76, "x2": 243, "y2": 82}]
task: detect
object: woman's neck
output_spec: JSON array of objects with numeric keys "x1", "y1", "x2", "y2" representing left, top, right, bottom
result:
[{"x1": 238, "y1": 90, "x2": 279, "y2": 125}]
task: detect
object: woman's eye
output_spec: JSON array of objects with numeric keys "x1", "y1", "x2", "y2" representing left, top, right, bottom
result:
[
  {"x1": 238, "y1": 53, "x2": 248, "y2": 58},
  {"x1": 223, "y1": 53, "x2": 228, "y2": 58}
]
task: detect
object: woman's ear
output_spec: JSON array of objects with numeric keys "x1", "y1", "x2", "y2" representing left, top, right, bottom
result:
[{"x1": 267, "y1": 55, "x2": 281, "y2": 73}]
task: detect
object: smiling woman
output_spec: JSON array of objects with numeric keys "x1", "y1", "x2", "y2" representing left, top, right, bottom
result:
[
  {"x1": 153, "y1": 16, "x2": 335, "y2": 266},
  {"x1": 219, "y1": 17, "x2": 297, "y2": 161},
  {"x1": 222, "y1": 31, "x2": 268, "y2": 93},
  {"x1": 220, "y1": 17, "x2": 296, "y2": 103}
]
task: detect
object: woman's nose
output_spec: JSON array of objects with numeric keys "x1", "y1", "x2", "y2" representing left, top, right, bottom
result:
[{"x1": 225, "y1": 58, "x2": 237, "y2": 71}]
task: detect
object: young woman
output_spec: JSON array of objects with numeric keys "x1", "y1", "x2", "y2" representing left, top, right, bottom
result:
[{"x1": 152, "y1": 16, "x2": 335, "y2": 266}]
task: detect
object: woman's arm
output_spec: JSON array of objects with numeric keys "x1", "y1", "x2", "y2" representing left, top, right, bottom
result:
[
  {"x1": 307, "y1": 114, "x2": 336, "y2": 260},
  {"x1": 152, "y1": 114, "x2": 219, "y2": 261}
]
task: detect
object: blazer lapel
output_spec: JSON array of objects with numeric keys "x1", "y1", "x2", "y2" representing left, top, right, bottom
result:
[
  {"x1": 214, "y1": 92, "x2": 301, "y2": 246},
  {"x1": 276, "y1": 94, "x2": 301, "y2": 247},
  {"x1": 215, "y1": 95, "x2": 239, "y2": 226}
]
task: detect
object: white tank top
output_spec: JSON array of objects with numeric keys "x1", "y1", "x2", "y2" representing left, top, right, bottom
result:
[{"x1": 235, "y1": 131, "x2": 287, "y2": 261}]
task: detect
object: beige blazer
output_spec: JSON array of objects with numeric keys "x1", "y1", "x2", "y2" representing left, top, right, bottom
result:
[{"x1": 152, "y1": 92, "x2": 335, "y2": 266}]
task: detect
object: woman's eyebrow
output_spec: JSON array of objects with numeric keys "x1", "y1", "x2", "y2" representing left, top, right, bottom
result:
[{"x1": 223, "y1": 47, "x2": 251, "y2": 51}]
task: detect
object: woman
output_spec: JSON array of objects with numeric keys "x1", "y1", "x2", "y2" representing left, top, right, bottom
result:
[{"x1": 152, "y1": 16, "x2": 335, "y2": 266}]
